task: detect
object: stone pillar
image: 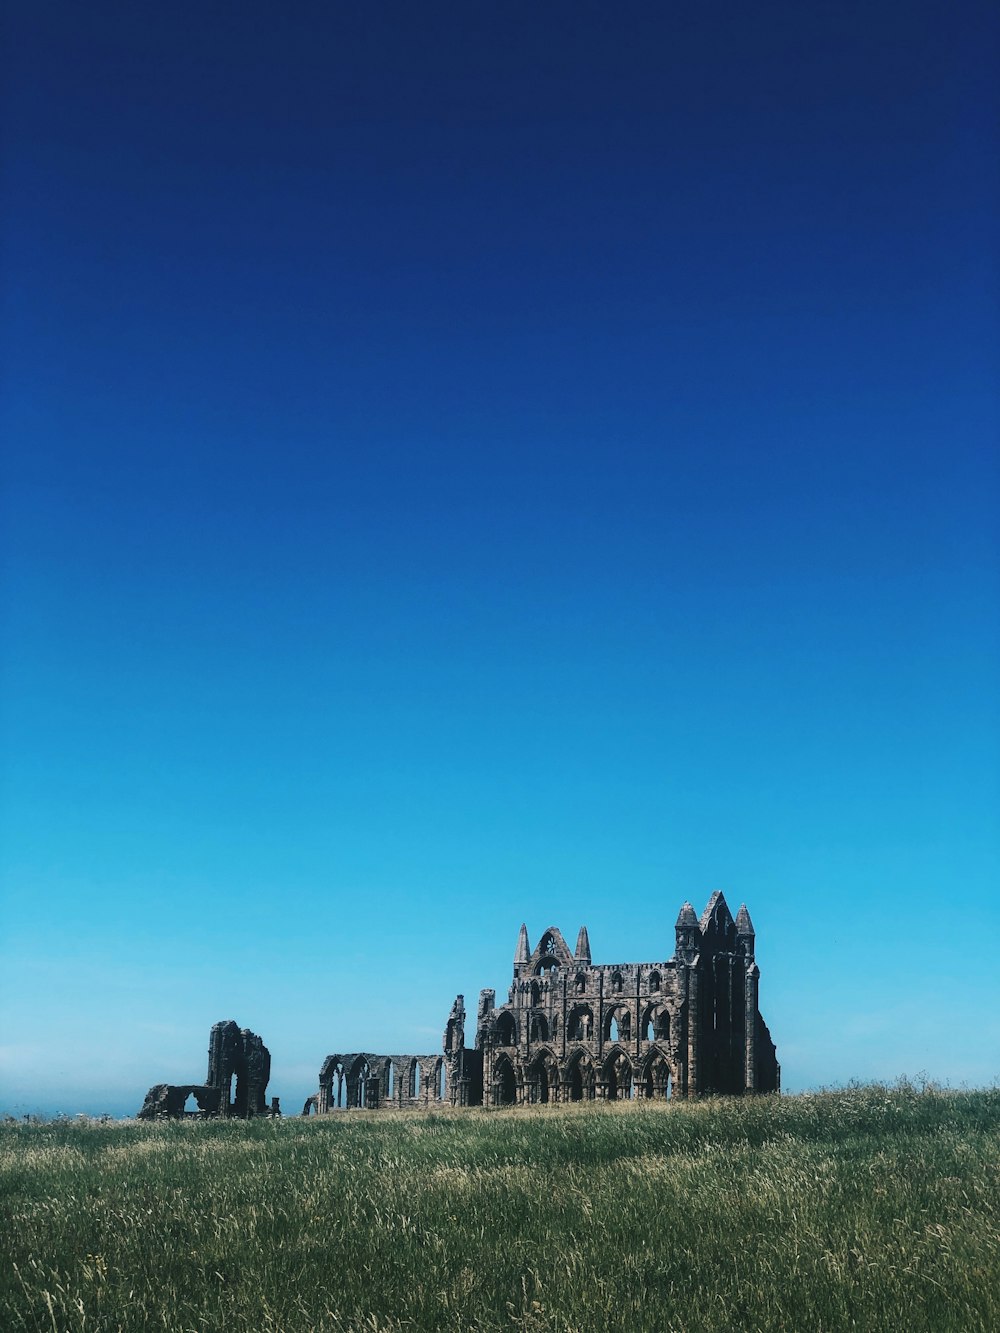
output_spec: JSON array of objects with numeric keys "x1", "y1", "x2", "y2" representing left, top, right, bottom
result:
[
  {"x1": 745, "y1": 963, "x2": 759, "y2": 1093},
  {"x1": 687, "y1": 969, "x2": 699, "y2": 1097},
  {"x1": 635, "y1": 968, "x2": 642, "y2": 1061},
  {"x1": 561, "y1": 974, "x2": 568, "y2": 1060}
]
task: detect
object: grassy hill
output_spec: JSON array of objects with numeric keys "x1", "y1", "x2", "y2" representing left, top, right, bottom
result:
[{"x1": 2, "y1": 1083, "x2": 997, "y2": 1331}]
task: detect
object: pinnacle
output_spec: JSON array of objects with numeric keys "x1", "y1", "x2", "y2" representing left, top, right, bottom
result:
[{"x1": 514, "y1": 923, "x2": 530, "y2": 965}]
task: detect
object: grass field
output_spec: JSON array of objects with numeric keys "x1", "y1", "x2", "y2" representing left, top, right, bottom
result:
[{"x1": 2, "y1": 1083, "x2": 998, "y2": 1332}]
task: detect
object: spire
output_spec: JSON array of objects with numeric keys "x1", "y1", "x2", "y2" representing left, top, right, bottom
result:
[
  {"x1": 735, "y1": 904, "x2": 755, "y2": 936},
  {"x1": 675, "y1": 902, "x2": 697, "y2": 929},
  {"x1": 574, "y1": 926, "x2": 591, "y2": 964},
  {"x1": 735, "y1": 903, "x2": 755, "y2": 960},
  {"x1": 674, "y1": 900, "x2": 699, "y2": 965},
  {"x1": 700, "y1": 890, "x2": 726, "y2": 930},
  {"x1": 514, "y1": 923, "x2": 530, "y2": 966}
]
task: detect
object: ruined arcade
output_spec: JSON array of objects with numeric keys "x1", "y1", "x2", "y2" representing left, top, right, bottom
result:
[
  {"x1": 310, "y1": 891, "x2": 779, "y2": 1112},
  {"x1": 139, "y1": 1020, "x2": 277, "y2": 1120}
]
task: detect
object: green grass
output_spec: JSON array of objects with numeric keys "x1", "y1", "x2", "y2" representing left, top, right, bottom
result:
[{"x1": 2, "y1": 1084, "x2": 998, "y2": 1331}]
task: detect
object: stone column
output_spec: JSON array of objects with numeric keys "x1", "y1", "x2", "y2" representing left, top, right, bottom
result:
[
  {"x1": 561, "y1": 974, "x2": 568, "y2": 1059},
  {"x1": 745, "y1": 963, "x2": 759, "y2": 1093},
  {"x1": 686, "y1": 969, "x2": 699, "y2": 1097},
  {"x1": 635, "y1": 968, "x2": 642, "y2": 1061}
]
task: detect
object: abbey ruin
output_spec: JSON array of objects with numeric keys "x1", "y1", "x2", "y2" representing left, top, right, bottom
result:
[
  {"x1": 138, "y1": 892, "x2": 778, "y2": 1117},
  {"x1": 138, "y1": 1020, "x2": 278, "y2": 1120},
  {"x1": 306, "y1": 891, "x2": 779, "y2": 1113}
]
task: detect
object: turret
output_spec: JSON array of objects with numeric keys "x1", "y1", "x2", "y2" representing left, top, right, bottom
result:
[
  {"x1": 514, "y1": 923, "x2": 530, "y2": 976},
  {"x1": 735, "y1": 903, "x2": 755, "y2": 960},
  {"x1": 675, "y1": 901, "x2": 698, "y2": 963},
  {"x1": 574, "y1": 925, "x2": 591, "y2": 964},
  {"x1": 443, "y1": 995, "x2": 466, "y2": 1055}
]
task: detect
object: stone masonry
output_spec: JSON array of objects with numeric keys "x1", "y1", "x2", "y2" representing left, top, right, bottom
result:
[
  {"x1": 308, "y1": 892, "x2": 778, "y2": 1111},
  {"x1": 138, "y1": 1020, "x2": 277, "y2": 1119}
]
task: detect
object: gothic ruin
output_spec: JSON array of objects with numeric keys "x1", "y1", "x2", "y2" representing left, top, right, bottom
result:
[
  {"x1": 307, "y1": 891, "x2": 779, "y2": 1111},
  {"x1": 138, "y1": 1019, "x2": 278, "y2": 1119}
]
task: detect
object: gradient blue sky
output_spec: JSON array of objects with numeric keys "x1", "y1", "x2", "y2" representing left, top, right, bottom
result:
[{"x1": 2, "y1": 2, "x2": 998, "y2": 1116}]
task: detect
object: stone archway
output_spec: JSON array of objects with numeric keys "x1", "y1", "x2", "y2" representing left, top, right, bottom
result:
[
  {"x1": 528, "y1": 1049, "x2": 559, "y2": 1104},
  {"x1": 603, "y1": 1048, "x2": 634, "y2": 1100},
  {"x1": 566, "y1": 1051, "x2": 596, "y2": 1102},
  {"x1": 641, "y1": 1050, "x2": 672, "y2": 1100},
  {"x1": 494, "y1": 1055, "x2": 517, "y2": 1106}
]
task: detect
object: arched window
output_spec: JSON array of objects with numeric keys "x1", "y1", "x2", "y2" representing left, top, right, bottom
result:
[
  {"x1": 530, "y1": 981, "x2": 542, "y2": 1006},
  {"x1": 605, "y1": 1007, "x2": 631, "y2": 1044},
  {"x1": 349, "y1": 1057, "x2": 371, "y2": 1108},
  {"x1": 655, "y1": 1010, "x2": 670, "y2": 1042},
  {"x1": 567, "y1": 1053, "x2": 595, "y2": 1102},
  {"x1": 410, "y1": 1060, "x2": 421, "y2": 1098},
  {"x1": 529, "y1": 1051, "x2": 558, "y2": 1105},
  {"x1": 569, "y1": 1004, "x2": 594, "y2": 1040},
  {"x1": 648, "y1": 970, "x2": 661, "y2": 993},
  {"x1": 385, "y1": 1062, "x2": 395, "y2": 1100},
  {"x1": 495, "y1": 1012, "x2": 517, "y2": 1046},
  {"x1": 611, "y1": 971, "x2": 623, "y2": 994},
  {"x1": 642, "y1": 1053, "x2": 671, "y2": 1100},
  {"x1": 494, "y1": 1056, "x2": 516, "y2": 1106},
  {"x1": 535, "y1": 932, "x2": 559, "y2": 976},
  {"x1": 530, "y1": 1012, "x2": 549, "y2": 1043},
  {"x1": 575, "y1": 973, "x2": 587, "y2": 994},
  {"x1": 436, "y1": 1060, "x2": 446, "y2": 1101},
  {"x1": 326, "y1": 1060, "x2": 347, "y2": 1109},
  {"x1": 603, "y1": 1049, "x2": 633, "y2": 1100}
]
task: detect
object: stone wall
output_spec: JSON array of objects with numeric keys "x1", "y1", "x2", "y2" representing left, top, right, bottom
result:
[
  {"x1": 310, "y1": 892, "x2": 779, "y2": 1113},
  {"x1": 138, "y1": 1020, "x2": 276, "y2": 1119}
]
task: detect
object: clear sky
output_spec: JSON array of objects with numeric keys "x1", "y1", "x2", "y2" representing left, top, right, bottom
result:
[{"x1": 2, "y1": 2, "x2": 998, "y2": 1117}]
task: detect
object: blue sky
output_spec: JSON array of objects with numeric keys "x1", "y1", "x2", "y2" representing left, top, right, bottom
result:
[{"x1": 2, "y1": 2, "x2": 998, "y2": 1116}]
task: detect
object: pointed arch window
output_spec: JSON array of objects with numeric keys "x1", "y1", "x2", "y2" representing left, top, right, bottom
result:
[{"x1": 495, "y1": 1012, "x2": 517, "y2": 1046}]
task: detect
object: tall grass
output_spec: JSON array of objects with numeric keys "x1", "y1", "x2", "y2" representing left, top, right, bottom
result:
[{"x1": 2, "y1": 1083, "x2": 998, "y2": 1331}]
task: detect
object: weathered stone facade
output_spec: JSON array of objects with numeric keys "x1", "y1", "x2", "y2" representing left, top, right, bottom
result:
[
  {"x1": 138, "y1": 1020, "x2": 277, "y2": 1119},
  {"x1": 309, "y1": 892, "x2": 778, "y2": 1111}
]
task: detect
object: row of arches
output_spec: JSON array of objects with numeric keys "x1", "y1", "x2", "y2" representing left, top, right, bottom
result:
[
  {"x1": 319, "y1": 1055, "x2": 448, "y2": 1111},
  {"x1": 491, "y1": 1045, "x2": 673, "y2": 1106},
  {"x1": 493, "y1": 1004, "x2": 672, "y2": 1047},
  {"x1": 526, "y1": 969, "x2": 666, "y2": 995},
  {"x1": 566, "y1": 968, "x2": 663, "y2": 995}
]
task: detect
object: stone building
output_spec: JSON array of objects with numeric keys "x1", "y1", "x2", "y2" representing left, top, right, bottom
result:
[
  {"x1": 308, "y1": 891, "x2": 778, "y2": 1112},
  {"x1": 138, "y1": 1019, "x2": 277, "y2": 1119}
]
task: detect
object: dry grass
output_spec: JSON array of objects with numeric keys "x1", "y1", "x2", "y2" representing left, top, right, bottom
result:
[{"x1": 2, "y1": 1083, "x2": 998, "y2": 1331}]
